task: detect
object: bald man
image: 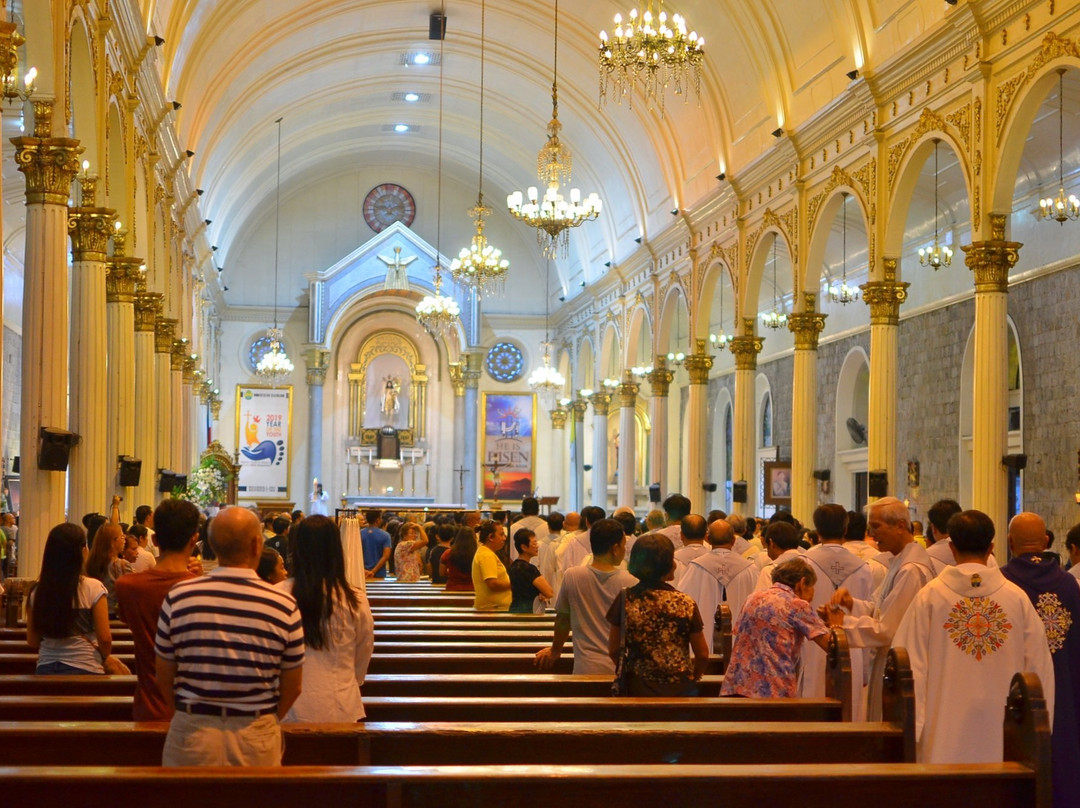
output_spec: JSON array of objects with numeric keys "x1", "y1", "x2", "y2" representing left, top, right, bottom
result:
[
  {"x1": 1002, "y1": 511, "x2": 1080, "y2": 806},
  {"x1": 155, "y1": 507, "x2": 304, "y2": 766}
]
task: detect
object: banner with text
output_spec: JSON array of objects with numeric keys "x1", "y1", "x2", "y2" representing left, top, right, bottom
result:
[
  {"x1": 481, "y1": 393, "x2": 535, "y2": 501},
  {"x1": 235, "y1": 385, "x2": 292, "y2": 499}
]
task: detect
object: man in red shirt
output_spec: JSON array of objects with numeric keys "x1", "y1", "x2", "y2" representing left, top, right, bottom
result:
[{"x1": 116, "y1": 499, "x2": 201, "y2": 721}]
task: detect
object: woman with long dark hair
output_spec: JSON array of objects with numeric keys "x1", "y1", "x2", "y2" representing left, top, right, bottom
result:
[
  {"x1": 27, "y1": 523, "x2": 112, "y2": 675},
  {"x1": 279, "y1": 515, "x2": 373, "y2": 722},
  {"x1": 441, "y1": 525, "x2": 477, "y2": 592},
  {"x1": 84, "y1": 522, "x2": 130, "y2": 616}
]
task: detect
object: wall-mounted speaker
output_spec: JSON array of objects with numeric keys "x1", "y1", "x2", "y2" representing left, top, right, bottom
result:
[
  {"x1": 648, "y1": 483, "x2": 661, "y2": 503},
  {"x1": 158, "y1": 469, "x2": 178, "y2": 493},
  {"x1": 38, "y1": 428, "x2": 80, "y2": 471},
  {"x1": 812, "y1": 469, "x2": 831, "y2": 482},
  {"x1": 1002, "y1": 453, "x2": 1028, "y2": 470},
  {"x1": 429, "y1": 12, "x2": 447, "y2": 40},
  {"x1": 702, "y1": 482, "x2": 718, "y2": 492},
  {"x1": 10, "y1": 456, "x2": 18, "y2": 474},
  {"x1": 732, "y1": 481, "x2": 748, "y2": 503},
  {"x1": 118, "y1": 456, "x2": 142, "y2": 487},
  {"x1": 868, "y1": 470, "x2": 888, "y2": 498}
]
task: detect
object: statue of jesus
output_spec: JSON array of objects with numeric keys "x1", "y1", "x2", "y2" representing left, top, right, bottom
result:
[{"x1": 381, "y1": 376, "x2": 401, "y2": 416}]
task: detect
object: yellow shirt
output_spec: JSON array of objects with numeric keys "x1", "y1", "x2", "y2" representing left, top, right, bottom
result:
[{"x1": 472, "y1": 544, "x2": 511, "y2": 611}]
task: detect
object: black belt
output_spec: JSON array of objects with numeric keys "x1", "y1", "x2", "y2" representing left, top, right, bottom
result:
[{"x1": 178, "y1": 702, "x2": 277, "y2": 719}]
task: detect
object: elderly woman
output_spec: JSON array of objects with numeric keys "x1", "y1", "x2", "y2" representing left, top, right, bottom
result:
[
  {"x1": 606, "y1": 533, "x2": 709, "y2": 696},
  {"x1": 721, "y1": 557, "x2": 839, "y2": 698}
]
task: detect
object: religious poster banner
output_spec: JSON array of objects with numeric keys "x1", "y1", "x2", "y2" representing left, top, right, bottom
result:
[
  {"x1": 481, "y1": 393, "x2": 536, "y2": 501},
  {"x1": 235, "y1": 385, "x2": 293, "y2": 499}
]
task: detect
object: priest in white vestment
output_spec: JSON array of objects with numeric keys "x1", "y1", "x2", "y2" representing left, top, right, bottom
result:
[
  {"x1": 831, "y1": 497, "x2": 934, "y2": 720},
  {"x1": 677, "y1": 519, "x2": 757, "y2": 653},
  {"x1": 753, "y1": 522, "x2": 805, "y2": 592},
  {"x1": 893, "y1": 509, "x2": 1054, "y2": 763}
]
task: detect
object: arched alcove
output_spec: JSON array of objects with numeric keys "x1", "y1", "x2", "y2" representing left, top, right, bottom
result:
[
  {"x1": 833, "y1": 347, "x2": 871, "y2": 511},
  {"x1": 754, "y1": 373, "x2": 775, "y2": 516},
  {"x1": 710, "y1": 387, "x2": 734, "y2": 513}
]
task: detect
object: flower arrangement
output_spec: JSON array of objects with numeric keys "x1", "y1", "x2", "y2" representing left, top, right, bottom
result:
[{"x1": 187, "y1": 463, "x2": 228, "y2": 509}]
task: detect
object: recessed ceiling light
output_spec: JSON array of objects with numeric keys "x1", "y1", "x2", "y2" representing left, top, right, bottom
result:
[
  {"x1": 413, "y1": 53, "x2": 430, "y2": 65},
  {"x1": 394, "y1": 124, "x2": 410, "y2": 133},
  {"x1": 404, "y1": 92, "x2": 420, "y2": 102}
]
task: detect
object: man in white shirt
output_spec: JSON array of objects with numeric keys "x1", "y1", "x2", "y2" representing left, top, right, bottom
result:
[
  {"x1": 536, "y1": 518, "x2": 637, "y2": 674},
  {"x1": 925, "y1": 498, "x2": 999, "y2": 576},
  {"x1": 801, "y1": 504, "x2": 874, "y2": 719},
  {"x1": 130, "y1": 525, "x2": 157, "y2": 573},
  {"x1": 724, "y1": 513, "x2": 758, "y2": 559},
  {"x1": 754, "y1": 521, "x2": 804, "y2": 591},
  {"x1": 509, "y1": 497, "x2": 550, "y2": 562},
  {"x1": 656, "y1": 494, "x2": 691, "y2": 547},
  {"x1": 674, "y1": 515, "x2": 708, "y2": 567},
  {"x1": 893, "y1": 509, "x2": 1054, "y2": 763},
  {"x1": 677, "y1": 519, "x2": 756, "y2": 653},
  {"x1": 557, "y1": 506, "x2": 606, "y2": 578},
  {"x1": 842, "y1": 510, "x2": 887, "y2": 591},
  {"x1": 830, "y1": 497, "x2": 934, "y2": 720}
]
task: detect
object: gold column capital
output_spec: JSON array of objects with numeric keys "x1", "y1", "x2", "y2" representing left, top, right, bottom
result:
[
  {"x1": 588, "y1": 391, "x2": 613, "y2": 417},
  {"x1": 462, "y1": 351, "x2": 484, "y2": 390},
  {"x1": 154, "y1": 317, "x2": 177, "y2": 354},
  {"x1": 647, "y1": 355, "x2": 675, "y2": 398},
  {"x1": 448, "y1": 361, "x2": 466, "y2": 397},
  {"x1": 683, "y1": 339, "x2": 713, "y2": 385},
  {"x1": 728, "y1": 335, "x2": 764, "y2": 371},
  {"x1": 105, "y1": 258, "x2": 144, "y2": 304},
  {"x1": 210, "y1": 397, "x2": 222, "y2": 421},
  {"x1": 171, "y1": 338, "x2": 189, "y2": 371},
  {"x1": 570, "y1": 398, "x2": 590, "y2": 421},
  {"x1": 787, "y1": 312, "x2": 827, "y2": 350},
  {"x1": 860, "y1": 280, "x2": 909, "y2": 326},
  {"x1": 182, "y1": 355, "x2": 197, "y2": 384},
  {"x1": 68, "y1": 205, "x2": 115, "y2": 263},
  {"x1": 135, "y1": 292, "x2": 164, "y2": 332},
  {"x1": 305, "y1": 348, "x2": 331, "y2": 387},
  {"x1": 962, "y1": 239, "x2": 1022, "y2": 294},
  {"x1": 13, "y1": 111, "x2": 83, "y2": 206},
  {"x1": 617, "y1": 378, "x2": 640, "y2": 408},
  {"x1": 550, "y1": 407, "x2": 569, "y2": 430}
]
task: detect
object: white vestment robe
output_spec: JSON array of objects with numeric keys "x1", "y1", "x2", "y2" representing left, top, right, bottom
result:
[
  {"x1": 676, "y1": 547, "x2": 756, "y2": 653},
  {"x1": 754, "y1": 548, "x2": 805, "y2": 592},
  {"x1": 926, "y1": 536, "x2": 999, "y2": 576},
  {"x1": 893, "y1": 563, "x2": 1055, "y2": 763}
]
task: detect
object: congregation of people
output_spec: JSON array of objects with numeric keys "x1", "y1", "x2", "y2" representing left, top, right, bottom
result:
[{"x1": 10, "y1": 490, "x2": 1080, "y2": 805}]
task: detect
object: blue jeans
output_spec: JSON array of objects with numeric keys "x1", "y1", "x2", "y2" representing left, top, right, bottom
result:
[{"x1": 36, "y1": 661, "x2": 92, "y2": 675}]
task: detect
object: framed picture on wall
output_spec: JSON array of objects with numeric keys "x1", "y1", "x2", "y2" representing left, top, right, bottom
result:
[
  {"x1": 235, "y1": 385, "x2": 293, "y2": 500},
  {"x1": 763, "y1": 460, "x2": 792, "y2": 507}
]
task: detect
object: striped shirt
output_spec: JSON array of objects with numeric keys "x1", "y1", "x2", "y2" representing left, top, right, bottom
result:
[{"x1": 155, "y1": 566, "x2": 304, "y2": 713}]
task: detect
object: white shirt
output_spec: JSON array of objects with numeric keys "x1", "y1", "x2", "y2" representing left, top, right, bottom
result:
[
  {"x1": 677, "y1": 547, "x2": 756, "y2": 653},
  {"x1": 672, "y1": 543, "x2": 708, "y2": 587},
  {"x1": 558, "y1": 530, "x2": 593, "y2": 577},
  {"x1": 508, "y1": 515, "x2": 550, "y2": 562},
  {"x1": 1069, "y1": 564, "x2": 1080, "y2": 581},
  {"x1": 309, "y1": 491, "x2": 330, "y2": 517},
  {"x1": 927, "y1": 536, "x2": 999, "y2": 576},
  {"x1": 131, "y1": 546, "x2": 157, "y2": 573},
  {"x1": 844, "y1": 540, "x2": 888, "y2": 591},
  {"x1": 555, "y1": 565, "x2": 637, "y2": 674},
  {"x1": 753, "y1": 548, "x2": 804, "y2": 592},
  {"x1": 893, "y1": 564, "x2": 1054, "y2": 763}
]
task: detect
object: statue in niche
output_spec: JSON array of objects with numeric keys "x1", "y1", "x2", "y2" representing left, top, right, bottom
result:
[
  {"x1": 377, "y1": 246, "x2": 418, "y2": 291},
  {"x1": 381, "y1": 376, "x2": 401, "y2": 416}
]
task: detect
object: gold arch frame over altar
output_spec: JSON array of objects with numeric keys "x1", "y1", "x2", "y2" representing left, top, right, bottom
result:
[{"x1": 347, "y1": 330, "x2": 428, "y2": 440}]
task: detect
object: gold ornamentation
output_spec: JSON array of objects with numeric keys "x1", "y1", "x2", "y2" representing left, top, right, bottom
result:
[
  {"x1": 182, "y1": 355, "x2": 198, "y2": 385},
  {"x1": 305, "y1": 348, "x2": 331, "y2": 387},
  {"x1": 962, "y1": 238, "x2": 1021, "y2": 293},
  {"x1": 134, "y1": 292, "x2": 163, "y2": 332},
  {"x1": 996, "y1": 33, "x2": 1080, "y2": 141},
  {"x1": 945, "y1": 103, "x2": 972, "y2": 153},
  {"x1": 210, "y1": 398, "x2": 222, "y2": 421},
  {"x1": 728, "y1": 335, "x2": 763, "y2": 371},
  {"x1": 787, "y1": 312, "x2": 827, "y2": 350},
  {"x1": 683, "y1": 339, "x2": 713, "y2": 385},
  {"x1": 105, "y1": 261, "x2": 143, "y2": 304},
  {"x1": 882, "y1": 257, "x2": 898, "y2": 282},
  {"x1": 448, "y1": 362, "x2": 466, "y2": 397},
  {"x1": 13, "y1": 103, "x2": 83, "y2": 206},
  {"x1": 171, "y1": 339, "x2": 189, "y2": 372},
  {"x1": 647, "y1": 356, "x2": 675, "y2": 398},
  {"x1": 617, "y1": 379, "x2": 640, "y2": 408},
  {"x1": 888, "y1": 107, "x2": 948, "y2": 194},
  {"x1": 860, "y1": 280, "x2": 909, "y2": 325},
  {"x1": 154, "y1": 317, "x2": 177, "y2": 354},
  {"x1": 463, "y1": 351, "x2": 483, "y2": 389},
  {"x1": 588, "y1": 391, "x2": 613, "y2": 417},
  {"x1": 68, "y1": 203, "x2": 115, "y2": 263},
  {"x1": 550, "y1": 407, "x2": 569, "y2": 430},
  {"x1": 570, "y1": 398, "x2": 590, "y2": 421}
]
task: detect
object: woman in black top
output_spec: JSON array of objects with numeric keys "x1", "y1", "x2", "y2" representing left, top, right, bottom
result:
[{"x1": 508, "y1": 529, "x2": 554, "y2": 613}]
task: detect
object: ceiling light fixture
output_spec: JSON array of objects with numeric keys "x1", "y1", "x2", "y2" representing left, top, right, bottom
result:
[
  {"x1": 255, "y1": 117, "x2": 294, "y2": 386},
  {"x1": 527, "y1": 260, "x2": 567, "y2": 409},
  {"x1": 710, "y1": 272, "x2": 732, "y2": 345},
  {"x1": 829, "y1": 192, "x2": 859, "y2": 304},
  {"x1": 1039, "y1": 69, "x2": 1080, "y2": 224},
  {"x1": 919, "y1": 139, "x2": 953, "y2": 269},
  {"x1": 761, "y1": 238, "x2": 788, "y2": 329},
  {"x1": 404, "y1": 92, "x2": 420, "y2": 102},
  {"x1": 394, "y1": 123, "x2": 409, "y2": 133},
  {"x1": 0, "y1": 24, "x2": 36, "y2": 104}
]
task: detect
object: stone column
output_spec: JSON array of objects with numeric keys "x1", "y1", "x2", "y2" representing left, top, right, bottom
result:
[
  {"x1": 181, "y1": 354, "x2": 197, "y2": 470},
  {"x1": 67, "y1": 177, "x2": 113, "y2": 528},
  {"x1": 861, "y1": 265, "x2": 909, "y2": 501},
  {"x1": 106, "y1": 230, "x2": 142, "y2": 518},
  {"x1": 462, "y1": 351, "x2": 483, "y2": 505},
  {"x1": 13, "y1": 101, "x2": 81, "y2": 578},
  {"x1": 728, "y1": 326, "x2": 763, "y2": 516},
  {"x1": 646, "y1": 357, "x2": 674, "y2": 501},
  {"x1": 449, "y1": 362, "x2": 466, "y2": 504},
  {"x1": 588, "y1": 391, "x2": 613, "y2": 509},
  {"x1": 305, "y1": 348, "x2": 330, "y2": 487},
  {"x1": 154, "y1": 319, "x2": 177, "y2": 492},
  {"x1": 683, "y1": 339, "x2": 714, "y2": 513},
  {"x1": 133, "y1": 293, "x2": 162, "y2": 511},
  {"x1": 616, "y1": 373, "x2": 639, "y2": 509},
  {"x1": 568, "y1": 398, "x2": 588, "y2": 511},
  {"x1": 962, "y1": 215, "x2": 1021, "y2": 546},
  {"x1": 787, "y1": 303, "x2": 827, "y2": 524},
  {"x1": 549, "y1": 406, "x2": 568, "y2": 506}
]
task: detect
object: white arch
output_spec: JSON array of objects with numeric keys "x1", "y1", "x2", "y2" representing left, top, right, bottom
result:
[{"x1": 833, "y1": 346, "x2": 870, "y2": 511}]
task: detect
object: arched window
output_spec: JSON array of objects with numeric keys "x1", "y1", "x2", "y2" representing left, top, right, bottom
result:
[{"x1": 761, "y1": 393, "x2": 773, "y2": 448}]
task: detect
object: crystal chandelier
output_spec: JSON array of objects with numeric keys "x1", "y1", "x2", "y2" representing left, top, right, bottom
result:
[
  {"x1": 256, "y1": 118, "x2": 294, "y2": 386},
  {"x1": 415, "y1": 4, "x2": 461, "y2": 340},
  {"x1": 598, "y1": 0, "x2": 704, "y2": 111},
  {"x1": 0, "y1": 27, "x2": 36, "y2": 104},
  {"x1": 527, "y1": 261, "x2": 566, "y2": 408},
  {"x1": 451, "y1": 0, "x2": 509, "y2": 298},
  {"x1": 710, "y1": 273, "x2": 733, "y2": 344},
  {"x1": 1039, "y1": 69, "x2": 1080, "y2": 224},
  {"x1": 761, "y1": 239, "x2": 788, "y2": 330},
  {"x1": 508, "y1": 0, "x2": 602, "y2": 258},
  {"x1": 829, "y1": 193, "x2": 860, "y2": 304},
  {"x1": 919, "y1": 139, "x2": 953, "y2": 269}
]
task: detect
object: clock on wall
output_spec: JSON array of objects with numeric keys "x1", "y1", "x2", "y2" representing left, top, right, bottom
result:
[{"x1": 363, "y1": 183, "x2": 416, "y2": 232}]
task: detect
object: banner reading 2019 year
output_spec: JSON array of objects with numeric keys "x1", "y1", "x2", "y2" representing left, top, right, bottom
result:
[
  {"x1": 235, "y1": 385, "x2": 293, "y2": 500},
  {"x1": 481, "y1": 392, "x2": 536, "y2": 502}
]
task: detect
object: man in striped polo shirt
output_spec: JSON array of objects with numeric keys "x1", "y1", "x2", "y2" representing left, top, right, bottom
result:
[{"x1": 155, "y1": 506, "x2": 304, "y2": 766}]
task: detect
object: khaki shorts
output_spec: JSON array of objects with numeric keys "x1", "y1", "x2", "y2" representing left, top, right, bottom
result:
[{"x1": 162, "y1": 709, "x2": 282, "y2": 767}]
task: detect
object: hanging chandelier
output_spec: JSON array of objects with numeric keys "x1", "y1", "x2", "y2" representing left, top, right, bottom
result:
[
  {"x1": 508, "y1": 0, "x2": 602, "y2": 258},
  {"x1": 451, "y1": 0, "x2": 509, "y2": 297},
  {"x1": 598, "y1": 0, "x2": 704, "y2": 111},
  {"x1": 416, "y1": 1, "x2": 461, "y2": 339},
  {"x1": 919, "y1": 139, "x2": 953, "y2": 269},
  {"x1": 1039, "y1": 69, "x2": 1080, "y2": 224},
  {"x1": 710, "y1": 272, "x2": 733, "y2": 344},
  {"x1": 761, "y1": 239, "x2": 788, "y2": 330},
  {"x1": 830, "y1": 193, "x2": 860, "y2": 304},
  {"x1": 527, "y1": 260, "x2": 566, "y2": 408},
  {"x1": 256, "y1": 118, "x2": 294, "y2": 386},
  {"x1": 0, "y1": 27, "x2": 36, "y2": 104}
]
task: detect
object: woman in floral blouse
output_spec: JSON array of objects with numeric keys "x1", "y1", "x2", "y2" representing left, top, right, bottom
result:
[
  {"x1": 721, "y1": 557, "x2": 839, "y2": 698},
  {"x1": 393, "y1": 522, "x2": 428, "y2": 582},
  {"x1": 606, "y1": 533, "x2": 709, "y2": 696}
]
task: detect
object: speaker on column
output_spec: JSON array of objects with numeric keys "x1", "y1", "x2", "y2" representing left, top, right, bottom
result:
[
  {"x1": 118, "y1": 456, "x2": 142, "y2": 487},
  {"x1": 158, "y1": 469, "x2": 178, "y2": 493},
  {"x1": 732, "y1": 481, "x2": 748, "y2": 503},
  {"x1": 812, "y1": 469, "x2": 831, "y2": 482},
  {"x1": 868, "y1": 470, "x2": 888, "y2": 498},
  {"x1": 10, "y1": 456, "x2": 18, "y2": 474},
  {"x1": 38, "y1": 428, "x2": 80, "y2": 471},
  {"x1": 1001, "y1": 454, "x2": 1028, "y2": 470},
  {"x1": 648, "y1": 483, "x2": 661, "y2": 503},
  {"x1": 702, "y1": 482, "x2": 718, "y2": 493}
]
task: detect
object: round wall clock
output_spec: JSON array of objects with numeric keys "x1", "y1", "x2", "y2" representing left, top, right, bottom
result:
[{"x1": 363, "y1": 183, "x2": 416, "y2": 232}]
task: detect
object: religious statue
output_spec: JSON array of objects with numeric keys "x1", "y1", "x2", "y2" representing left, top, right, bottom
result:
[
  {"x1": 377, "y1": 246, "x2": 418, "y2": 291},
  {"x1": 381, "y1": 376, "x2": 401, "y2": 416}
]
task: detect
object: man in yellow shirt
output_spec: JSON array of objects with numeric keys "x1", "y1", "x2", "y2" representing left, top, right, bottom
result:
[{"x1": 472, "y1": 520, "x2": 511, "y2": 611}]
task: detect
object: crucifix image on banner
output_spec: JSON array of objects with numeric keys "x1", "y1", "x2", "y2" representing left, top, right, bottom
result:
[{"x1": 481, "y1": 393, "x2": 536, "y2": 502}]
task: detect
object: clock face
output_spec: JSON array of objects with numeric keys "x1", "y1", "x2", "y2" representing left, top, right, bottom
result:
[{"x1": 363, "y1": 183, "x2": 416, "y2": 232}]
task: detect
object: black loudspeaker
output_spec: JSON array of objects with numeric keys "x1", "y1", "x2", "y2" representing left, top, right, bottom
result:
[
  {"x1": 868, "y1": 470, "x2": 889, "y2": 498},
  {"x1": 429, "y1": 12, "x2": 447, "y2": 40},
  {"x1": 38, "y1": 428, "x2": 80, "y2": 471},
  {"x1": 1002, "y1": 453, "x2": 1028, "y2": 470},
  {"x1": 732, "y1": 481, "x2": 748, "y2": 503},
  {"x1": 173, "y1": 474, "x2": 188, "y2": 492},
  {"x1": 118, "y1": 456, "x2": 142, "y2": 487},
  {"x1": 10, "y1": 456, "x2": 18, "y2": 474},
  {"x1": 158, "y1": 469, "x2": 178, "y2": 493},
  {"x1": 812, "y1": 469, "x2": 831, "y2": 482},
  {"x1": 702, "y1": 482, "x2": 718, "y2": 493},
  {"x1": 583, "y1": 464, "x2": 593, "y2": 472},
  {"x1": 648, "y1": 483, "x2": 661, "y2": 503}
]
